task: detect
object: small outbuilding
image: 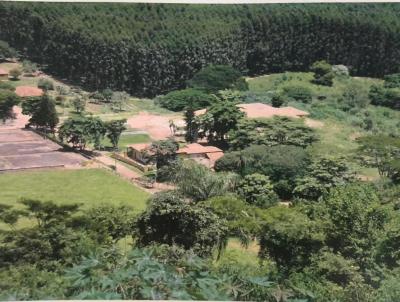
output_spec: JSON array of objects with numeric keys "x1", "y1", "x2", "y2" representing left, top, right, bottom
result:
[
  {"x1": 126, "y1": 143, "x2": 153, "y2": 164},
  {"x1": 127, "y1": 142, "x2": 224, "y2": 168},
  {"x1": 15, "y1": 86, "x2": 44, "y2": 98},
  {"x1": 176, "y1": 143, "x2": 224, "y2": 168},
  {"x1": 0, "y1": 68, "x2": 8, "y2": 81}
]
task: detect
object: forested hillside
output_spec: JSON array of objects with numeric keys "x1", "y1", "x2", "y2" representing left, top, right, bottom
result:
[{"x1": 1, "y1": 3, "x2": 400, "y2": 96}]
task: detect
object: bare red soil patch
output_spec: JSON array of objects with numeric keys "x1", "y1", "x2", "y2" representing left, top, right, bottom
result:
[{"x1": 127, "y1": 112, "x2": 184, "y2": 140}]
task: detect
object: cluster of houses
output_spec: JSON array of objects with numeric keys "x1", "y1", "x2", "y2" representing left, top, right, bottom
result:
[
  {"x1": 127, "y1": 142, "x2": 224, "y2": 169},
  {"x1": 126, "y1": 102, "x2": 309, "y2": 170},
  {"x1": 1, "y1": 64, "x2": 310, "y2": 171}
]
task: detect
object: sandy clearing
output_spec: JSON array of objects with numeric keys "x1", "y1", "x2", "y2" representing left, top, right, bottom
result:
[{"x1": 127, "y1": 111, "x2": 184, "y2": 140}]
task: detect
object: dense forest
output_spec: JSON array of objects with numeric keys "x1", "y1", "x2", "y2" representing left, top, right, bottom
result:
[{"x1": 1, "y1": 3, "x2": 400, "y2": 96}]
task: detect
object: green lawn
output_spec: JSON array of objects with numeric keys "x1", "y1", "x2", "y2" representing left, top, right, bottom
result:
[
  {"x1": 103, "y1": 133, "x2": 151, "y2": 149},
  {"x1": 0, "y1": 168, "x2": 149, "y2": 211}
]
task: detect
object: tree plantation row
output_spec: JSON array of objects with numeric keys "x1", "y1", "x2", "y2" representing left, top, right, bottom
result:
[{"x1": 1, "y1": 3, "x2": 400, "y2": 96}]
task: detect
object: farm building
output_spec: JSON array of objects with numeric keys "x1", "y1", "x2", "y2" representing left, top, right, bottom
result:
[
  {"x1": 15, "y1": 86, "x2": 44, "y2": 98},
  {"x1": 0, "y1": 68, "x2": 8, "y2": 80},
  {"x1": 126, "y1": 143, "x2": 154, "y2": 164},
  {"x1": 195, "y1": 102, "x2": 309, "y2": 119},
  {"x1": 176, "y1": 143, "x2": 224, "y2": 168},
  {"x1": 127, "y1": 142, "x2": 223, "y2": 168}
]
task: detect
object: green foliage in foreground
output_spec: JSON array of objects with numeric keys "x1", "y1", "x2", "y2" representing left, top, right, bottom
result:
[
  {"x1": 134, "y1": 191, "x2": 228, "y2": 256},
  {"x1": 258, "y1": 184, "x2": 400, "y2": 301}
]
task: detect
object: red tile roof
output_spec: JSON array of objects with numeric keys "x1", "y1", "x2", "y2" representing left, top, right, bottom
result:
[
  {"x1": 177, "y1": 143, "x2": 222, "y2": 155},
  {"x1": 206, "y1": 151, "x2": 224, "y2": 163},
  {"x1": 0, "y1": 68, "x2": 8, "y2": 76},
  {"x1": 195, "y1": 102, "x2": 309, "y2": 119},
  {"x1": 273, "y1": 106, "x2": 309, "y2": 117},
  {"x1": 15, "y1": 86, "x2": 44, "y2": 98}
]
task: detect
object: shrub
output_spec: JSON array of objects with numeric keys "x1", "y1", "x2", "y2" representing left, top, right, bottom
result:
[
  {"x1": 216, "y1": 145, "x2": 310, "y2": 199},
  {"x1": 171, "y1": 160, "x2": 238, "y2": 202},
  {"x1": 384, "y1": 73, "x2": 400, "y2": 89},
  {"x1": 22, "y1": 60, "x2": 38, "y2": 74},
  {"x1": 282, "y1": 84, "x2": 312, "y2": 103},
  {"x1": 237, "y1": 173, "x2": 279, "y2": 208},
  {"x1": 9, "y1": 67, "x2": 22, "y2": 80},
  {"x1": 158, "y1": 88, "x2": 215, "y2": 111},
  {"x1": 71, "y1": 97, "x2": 86, "y2": 113},
  {"x1": 271, "y1": 93, "x2": 285, "y2": 107},
  {"x1": 310, "y1": 60, "x2": 334, "y2": 86},
  {"x1": 37, "y1": 78, "x2": 54, "y2": 91},
  {"x1": 201, "y1": 195, "x2": 262, "y2": 244},
  {"x1": 369, "y1": 83, "x2": 400, "y2": 110},
  {"x1": 384, "y1": 88, "x2": 400, "y2": 109},
  {"x1": 340, "y1": 82, "x2": 369, "y2": 110},
  {"x1": 56, "y1": 85, "x2": 70, "y2": 96},
  {"x1": 134, "y1": 191, "x2": 228, "y2": 256},
  {"x1": 214, "y1": 151, "x2": 242, "y2": 172},
  {"x1": 0, "y1": 82, "x2": 15, "y2": 91}
]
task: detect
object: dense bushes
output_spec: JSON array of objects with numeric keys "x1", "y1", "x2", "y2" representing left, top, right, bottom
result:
[
  {"x1": 281, "y1": 84, "x2": 312, "y2": 103},
  {"x1": 215, "y1": 145, "x2": 310, "y2": 198},
  {"x1": 228, "y1": 117, "x2": 318, "y2": 150},
  {"x1": 134, "y1": 191, "x2": 228, "y2": 256},
  {"x1": 1, "y1": 3, "x2": 400, "y2": 96},
  {"x1": 368, "y1": 73, "x2": 400, "y2": 110},
  {"x1": 369, "y1": 83, "x2": 400, "y2": 110},
  {"x1": 310, "y1": 60, "x2": 334, "y2": 86},
  {"x1": 37, "y1": 78, "x2": 54, "y2": 91}
]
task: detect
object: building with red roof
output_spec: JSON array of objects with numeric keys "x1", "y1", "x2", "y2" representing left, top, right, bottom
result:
[
  {"x1": 176, "y1": 143, "x2": 224, "y2": 168},
  {"x1": 15, "y1": 86, "x2": 44, "y2": 98},
  {"x1": 127, "y1": 142, "x2": 223, "y2": 168}
]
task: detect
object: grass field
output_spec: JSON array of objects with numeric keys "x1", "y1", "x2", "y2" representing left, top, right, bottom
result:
[
  {"x1": 246, "y1": 72, "x2": 394, "y2": 179},
  {"x1": 102, "y1": 133, "x2": 151, "y2": 149},
  {"x1": 0, "y1": 168, "x2": 149, "y2": 211}
]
